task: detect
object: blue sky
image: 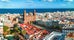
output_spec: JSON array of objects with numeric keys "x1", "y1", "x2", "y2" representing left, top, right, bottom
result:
[{"x1": 0, "y1": 0, "x2": 74, "y2": 8}]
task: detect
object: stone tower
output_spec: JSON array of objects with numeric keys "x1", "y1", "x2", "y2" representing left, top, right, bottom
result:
[{"x1": 24, "y1": 10, "x2": 26, "y2": 24}]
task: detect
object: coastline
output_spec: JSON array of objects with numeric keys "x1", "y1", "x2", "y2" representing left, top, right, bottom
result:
[{"x1": 0, "y1": 8, "x2": 74, "y2": 14}]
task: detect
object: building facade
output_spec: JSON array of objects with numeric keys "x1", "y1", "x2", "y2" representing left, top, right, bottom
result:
[
  {"x1": 24, "y1": 10, "x2": 36, "y2": 24},
  {"x1": 0, "y1": 22, "x2": 3, "y2": 34}
]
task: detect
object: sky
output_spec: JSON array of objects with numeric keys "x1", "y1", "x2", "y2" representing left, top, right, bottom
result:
[{"x1": 0, "y1": 0, "x2": 74, "y2": 8}]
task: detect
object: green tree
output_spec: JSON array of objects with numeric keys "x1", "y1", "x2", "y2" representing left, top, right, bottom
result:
[
  {"x1": 3, "y1": 26, "x2": 9, "y2": 32},
  {"x1": 21, "y1": 30, "x2": 26, "y2": 35}
]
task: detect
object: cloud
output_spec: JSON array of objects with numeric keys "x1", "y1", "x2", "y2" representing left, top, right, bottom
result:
[
  {"x1": 64, "y1": 0, "x2": 73, "y2": 2},
  {"x1": 1, "y1": 0, "x2": 10, "y2": 2},
  {"x1": 43, "y1": 0, "x2": 53, "y2": 2},
  {"x1": 48, "y1": 0, "x2": 53, "y2": 2}
]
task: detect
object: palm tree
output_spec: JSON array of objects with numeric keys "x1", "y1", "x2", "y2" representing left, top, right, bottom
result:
[
  {"x1": 3, "y1": 26, "x2": 9, "y2": 32},
  {"x1": 3, "y1": 26, "x2": 10, "y2": 36}
]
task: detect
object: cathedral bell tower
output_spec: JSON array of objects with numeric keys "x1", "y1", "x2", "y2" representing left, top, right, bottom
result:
[
  {"x1": 24, "y1": 10, "x2": 26, "y2": 24},
  {"x1": 33, "y1": 10, "x2": 36, "y2": 21}
]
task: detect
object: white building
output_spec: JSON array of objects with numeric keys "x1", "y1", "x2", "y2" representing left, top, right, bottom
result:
[
  {"x1": 43, "y1": 31, "x2": 63, "y2": 40},
  {"x1": 62, "y1": 24, "x2": 74, "y2": 33},
  {"x1": 0, "y1": 22, "x2": 3, "y2": 34}
]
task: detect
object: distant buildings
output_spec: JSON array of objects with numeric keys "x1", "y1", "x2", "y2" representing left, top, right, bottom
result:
[
  {"x1": 0, "y1": 34, "x2": 7, "y2": 40},
  {"x1": 1, "y1": 14, "x2": 19, "y2": 27},
  {"x1": 35, "y1": 19, "x2": 53, "y2": 27},
  {"x1": 43, "y1": 31, "x2": 64, "y2": 40},
  {"x1": 0, "y1": 17, "x2": 7, "y2": 40},
  {"x1": 62, "y1": 24, "x2": 74, "y2": 33},
  {"x1": 65, "y1": 32, "x2": 74, "y2": 40},
  {"x1": 0, "y1": 22, "x2": 3, "y2": 34}
]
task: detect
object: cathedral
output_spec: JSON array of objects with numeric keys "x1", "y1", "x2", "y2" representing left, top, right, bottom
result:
[{"x1": 24, "y1": 10, "x2": 36, "y2": 24}]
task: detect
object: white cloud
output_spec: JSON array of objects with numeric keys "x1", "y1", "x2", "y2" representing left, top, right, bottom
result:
[
  {"x1": 64, "y1": 0, "x2": 73, "y2": 2},
  {"x1": 43, "y1": 0, "x2": 53, "y2": 2},
  {"x1": 48, "y1": 0, "x2": 53, "y2": 2},
  {"x1": 1, "y1": 0, "x2": 10, "y2": 2}
]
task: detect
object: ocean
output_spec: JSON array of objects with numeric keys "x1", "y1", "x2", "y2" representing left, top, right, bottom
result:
[{"x1": 0, "y1": 8, "x2": 74, "y2": 14}]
